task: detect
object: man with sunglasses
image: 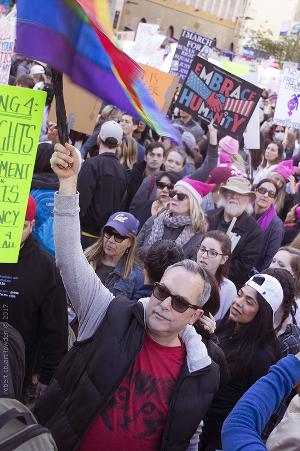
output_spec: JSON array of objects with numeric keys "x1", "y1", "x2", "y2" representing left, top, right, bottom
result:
[{"x1": 35, "y1": 143, "x2": 220, "y2": 451}]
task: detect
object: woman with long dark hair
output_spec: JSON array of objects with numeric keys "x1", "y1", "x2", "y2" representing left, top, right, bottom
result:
[
  {"x1": 150, "y1": 171, "x2": 180, "y2": 217},
  {"x1": 200, "y1": 274, "x2": 282, "y2": 450},
  {"x1": 264, "y1": 267, "x2": 300, "y2": 356},
  {"x1": 197, "y1": 230, "x2": 236, "y2": 320},
  {"x1": 253, "y1": 141, "x2": 284, "y2": 185}
]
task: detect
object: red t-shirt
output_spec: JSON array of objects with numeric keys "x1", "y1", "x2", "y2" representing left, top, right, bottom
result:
[{"x1": 79, "y1": 334, "x2": 186, "y2": 451}]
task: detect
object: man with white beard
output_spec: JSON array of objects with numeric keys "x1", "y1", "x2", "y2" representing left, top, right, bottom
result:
[{"x1": 206, "y1": 176, "x2": 262, "y2": 288}]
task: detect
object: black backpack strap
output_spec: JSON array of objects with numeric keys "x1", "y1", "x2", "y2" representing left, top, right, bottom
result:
[
  {"x1": 0, "y1": 408, "x2": 35, "y2": 428},
  {"x1": 0, "y1": 424, "x2": 51, "y2": 451}
]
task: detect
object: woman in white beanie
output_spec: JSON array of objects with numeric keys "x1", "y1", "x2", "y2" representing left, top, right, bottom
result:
[
  {"x1": 200, "y1": 274, "x2": 282, "y2": 451},
  {"x1": 137, "y1": 177, "x2": 215, "y2": 259}
]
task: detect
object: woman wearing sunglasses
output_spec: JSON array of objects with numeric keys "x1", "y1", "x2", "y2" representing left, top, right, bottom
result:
[
  {"x1": 253, "y1": 178, "x2": 284, "y2": 271},
  {"x1": 85, "y1": 211, "x2": 144, "y2": 299},
  {"x1": 200, "y1": 274, "x2": 282, "y2": 451},
  {"x1": 138, "y1": 177, "x2": 215, "y2": 259},
  {"x1": 151, "y1": 171, "x2": 180, "y2": 217},
  {"x1": 197, "y1": 230, "x2": 236, "y2": 320}
]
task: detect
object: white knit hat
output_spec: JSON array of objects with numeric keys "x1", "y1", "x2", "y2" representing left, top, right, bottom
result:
[{"x1": 246, "y1": 274, "x2": 283, "y2": 313}]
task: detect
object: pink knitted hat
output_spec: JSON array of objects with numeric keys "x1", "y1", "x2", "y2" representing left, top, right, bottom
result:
[
  {"x1": 175, "y1": 178, "x2": 216, "y2": 205},
  {"x1": 219, "y1": 136, "x2": 239, "y2": 155},
  {"x1": 273, "y1": 160, "x2": 297, "y2": 182}
]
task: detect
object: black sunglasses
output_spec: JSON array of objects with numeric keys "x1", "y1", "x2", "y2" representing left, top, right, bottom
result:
[
  {"x1": 157, "y1": 181, "x2": 174, "y2": 190},
  {"x1": 169, "y1": 190, "x2": 188, "y2": 201},
  {"x1": 152, "y1": 282, "x2": 199, "y2": 313},
  {"x1": 256, "y1": 186, "x2": 277, "y2": 199},
  {"x1": 103, "y1": 227, "x2": 127, "y2": 243}
]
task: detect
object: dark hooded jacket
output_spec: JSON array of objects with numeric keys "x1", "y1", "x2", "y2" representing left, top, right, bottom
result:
[{"x1": 0, "y1": 235, "x2": 68, "y2": 385}]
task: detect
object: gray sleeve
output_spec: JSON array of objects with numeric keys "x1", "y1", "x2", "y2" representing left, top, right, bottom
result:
[
  {"x1": 190, "y1": 144, "x2": 218, "y2": 182},
  {"x1": 54, "y1": 193, "x2": 114, "y2": 341}
]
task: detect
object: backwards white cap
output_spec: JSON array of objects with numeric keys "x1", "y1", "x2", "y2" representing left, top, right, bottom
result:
[{"x1": 246, "y1": 274, "x2": 283, "y2": 314}]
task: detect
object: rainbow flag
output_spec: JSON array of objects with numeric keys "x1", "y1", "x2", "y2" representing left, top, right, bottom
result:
[{"x1": 16, "y1": 0, "x2": 179, "y2": 139}]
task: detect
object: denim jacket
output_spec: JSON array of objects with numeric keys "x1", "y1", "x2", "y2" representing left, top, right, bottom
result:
[{"x1": 91, "y1": 258, "x2": 144, "y2": 300}]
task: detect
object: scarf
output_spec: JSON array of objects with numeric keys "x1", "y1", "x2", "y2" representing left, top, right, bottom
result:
[
  {"x1": 256, "y1": 204, "x2": 277, "y2": 232},
  {"x1": 146, "y1": 210, "x2": 194, "y2": 248}
]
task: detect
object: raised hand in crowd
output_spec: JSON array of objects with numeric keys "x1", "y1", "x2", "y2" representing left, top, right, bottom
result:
[
  {"x1": 50, "y1": 142, "x2": 81, "y2": 190},
  {"x1": 207, "y1": 120, "x2": 218, "y2": 146}
]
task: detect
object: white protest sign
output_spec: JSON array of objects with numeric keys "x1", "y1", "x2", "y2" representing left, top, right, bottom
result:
[
  {"x1": 273, "y1": 63, "x2": 300, "y2": 129},
  {"x1": 130, "y1": 23, "x2": 165, "y2": 66},
  {"x1": 0, "y1": 11, "x2": 15, "y2": 85},
  {"x1": 243, "y1": 72, "x2": 260, "y2": 149},
  {"x1": 160, "y1": 43, "x2": 178, "y2": 73},
  {"x1": 212, "y1": 60, "x2": 261, "y2": 148}
]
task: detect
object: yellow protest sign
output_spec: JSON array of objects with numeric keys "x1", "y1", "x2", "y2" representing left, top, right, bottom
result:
[{"x1": 0, "y1": 85, "x2": 46, "y2": 263}]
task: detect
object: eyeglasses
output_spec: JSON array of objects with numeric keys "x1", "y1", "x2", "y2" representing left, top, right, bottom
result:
[
  {"x1": 256, "y1": 186, "x2": 277, "y2": 199},
  {"x1": 198, "y1": 245, "x2": 225, "y2": 259},
  {"x1": 169, "y1": 190, "x2": 188, "y2": 201},
  {"x1": 152, "y1": 282, "x2": 199, "y2": 313},
  {"x1": 157, "y1": 181, "x2": 174, "y2": 191},
  {"x1": 103, "y1": 227, "x2": 128, "y2": 243}
]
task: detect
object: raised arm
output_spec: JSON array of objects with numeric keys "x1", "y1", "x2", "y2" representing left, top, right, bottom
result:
[
  {"x1": 50, "y1": 144, "x2": 114, "y2": 341},
  {"x1": 222, "y1": 353, "x2": 300, "y2": 451},
  {"x1": 190, "y1": 122, "x2": 218, "y2": 182}
]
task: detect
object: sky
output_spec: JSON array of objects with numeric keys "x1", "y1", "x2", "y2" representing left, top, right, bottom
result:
[{"x1": 248, "y1": 0, "x2": 299, "y2": 35}]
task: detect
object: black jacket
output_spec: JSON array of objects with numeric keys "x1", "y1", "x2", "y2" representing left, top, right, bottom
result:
[
  {"x1": 126, "y1": 160, "x2": 147, "y2": 208},
  {"x1": 206, "y1": 208, "x2": 263, "y2": 288},
  {"x1": 35, "y1": 296, "x2": 219, "y2": 451},
  {"x1": 200, "y1": 328, "x2": 277, "y2": 450},
  {"x1": 77, "y1": 153, "x2": 127, "y2": 236},
  {"x1": 0, "y1": 235, "x2": 68, "y2": 385}
]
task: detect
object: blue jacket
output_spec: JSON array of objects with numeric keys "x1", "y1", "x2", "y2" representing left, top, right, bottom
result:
[
  {"x1": 92, "y1": 258, "x2": 144, "y2": 300},
  {"x1": 31, "y1": 172, "x2": 59, "y2": 256},
  {"x1": 222, "y1": 355, "x2": 300, "y2": 451},
  {"x1": 111, "y1": 260, "x2": 144, "y2": 299}
]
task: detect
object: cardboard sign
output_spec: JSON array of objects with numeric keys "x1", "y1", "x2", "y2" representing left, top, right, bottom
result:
[
  {"x1": 49, "y1": 75, "x2": 101, "y2": 135},
  {"x1": 0, "y1": 14, "x2": 15, "y2": 85},
  {"x1": 176, "y1": 56, "x2": 262, "y2": 139},
  {"x1": 273, "y1": 63, "x2": 300, "y2": 129},
  {"x1": 170, "y1": 29, "x2": 214, "y2": 81},
  {"x1": 0, "y1": 85, "x2": 46, "y2": 263},
  {"x1": 140, "y1": 64, "x2": 179, "y2": 113}
]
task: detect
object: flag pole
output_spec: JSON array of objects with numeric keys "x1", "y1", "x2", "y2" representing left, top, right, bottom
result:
[{"x1": 51, "y1": 68, "x2": 69, "y2": 144}]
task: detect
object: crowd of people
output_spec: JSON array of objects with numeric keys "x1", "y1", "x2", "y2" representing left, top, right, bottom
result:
[{"x1": 2, "y1": 57, "x2": 300, "y2": 450}]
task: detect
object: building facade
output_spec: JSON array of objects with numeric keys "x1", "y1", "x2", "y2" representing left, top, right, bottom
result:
[{"x1": 111, "y1": 0, "x2": 250, "y2": 50}]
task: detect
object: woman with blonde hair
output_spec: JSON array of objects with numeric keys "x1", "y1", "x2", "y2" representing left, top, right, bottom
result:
[
  {"x1": 137, "y1": 177, "x2": 215, "y2": 259},
  {"x1": 85, "y1": 211, "x2": 144, "y2": 299},
  {"x1": 118, "y1": 136, "x2": 138, "y2": 170}
]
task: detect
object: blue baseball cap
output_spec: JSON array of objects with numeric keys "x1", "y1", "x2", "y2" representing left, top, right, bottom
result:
[{"x1": 104, "y1": 212, "x2": 140, "y2": 236}]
